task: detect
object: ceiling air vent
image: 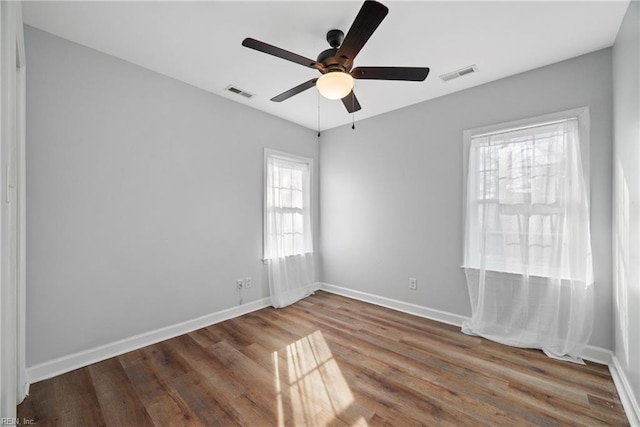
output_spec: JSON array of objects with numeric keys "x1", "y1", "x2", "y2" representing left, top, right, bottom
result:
[
  {"x1": 225, "y1": 85, "x2": 254, "y2": 99},
  {"x1": 439, "y1": 65, "x2": 478, "y2": 82}
]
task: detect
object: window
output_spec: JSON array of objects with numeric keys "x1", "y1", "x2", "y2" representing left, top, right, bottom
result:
[
  {"x1": 463, "y1": 108, "x2": 590, "y2": 278},
  {"x1": 264, "y1": 150, "x2": 313, "y2": 259}
]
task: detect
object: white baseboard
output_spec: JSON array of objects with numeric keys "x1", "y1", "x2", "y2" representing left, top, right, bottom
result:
[
  {"x1": 317, "y1": 283, "x2": 613, "y2": 366},
  {"x1": 27, "y1": 297, "x2": 271, "y2": 384},
  {"x1": 611, "y1": 355, "x2": 640, "y2": 426},
  {"x1": 580, "y1": 345, "x2": 613, "y2": 366},
  {"x1": 318, "y1": 282, "x2": 468, "y2": 327}
]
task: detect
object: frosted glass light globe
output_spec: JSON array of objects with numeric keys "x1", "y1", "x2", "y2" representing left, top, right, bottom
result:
[{"x1": 316, "y1": 72, "x2": 354, "y2": 100}]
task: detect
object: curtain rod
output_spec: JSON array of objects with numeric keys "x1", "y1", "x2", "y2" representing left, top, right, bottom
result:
[{"x1": 472, "y1": 117, "x2": 578, "y2": 140}]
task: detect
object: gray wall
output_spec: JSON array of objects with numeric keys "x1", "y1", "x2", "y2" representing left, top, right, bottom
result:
[
  {"x1": 320, "y1": 48, "x2": 614, "y2": 350},
  {"x1": 612, "y1": 0, "x2": 640, "y2": 412},
  {"x1": 25, "y1": 27, "x2": 318, "y2": 367},
  {"x1": 25, "y1": 22, "x2": 620, "y2": 369}
]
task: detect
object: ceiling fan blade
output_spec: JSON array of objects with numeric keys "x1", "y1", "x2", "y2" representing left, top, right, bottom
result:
[
  {"x1": 336, "y1": 1, "x2": 389, "y2": 68},
  {"x1": 271, "y1": 78, "x2": 319, "y2": 102},
  {"x1": 242, "y1": 38, "x2": 322, "y2": 70},
  {"x1": 351, "y1": 66, "x2": 430, "y2": 81},
  {"x1": 341, "y1": 91, "x2": 362, "y2": 113}
]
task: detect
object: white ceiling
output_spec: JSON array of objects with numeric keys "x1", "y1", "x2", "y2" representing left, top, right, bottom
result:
[{"x1": 22, "y1": 1, "x2": 629, "y2": 131}]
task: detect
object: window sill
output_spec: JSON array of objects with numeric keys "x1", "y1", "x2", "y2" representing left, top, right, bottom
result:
[
  {"x1": 263, "y1": 252, "x2": 315, "y2": 264},
  {"x1": 460, "y1": 265, "x2": 579, "y2": 285}
]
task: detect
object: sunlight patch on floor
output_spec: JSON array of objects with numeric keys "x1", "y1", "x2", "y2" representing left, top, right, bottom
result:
[
  {"x1": 272, "y1": 351, "x2": 285, "y2": 427},
  {"x1": 273, "y1": 330, "x2": 368, "y2": 426}
]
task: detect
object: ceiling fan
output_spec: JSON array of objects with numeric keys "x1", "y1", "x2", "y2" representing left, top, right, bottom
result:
[{"x1": 241, "y1": 0, "x2": 429, "y2": 113}]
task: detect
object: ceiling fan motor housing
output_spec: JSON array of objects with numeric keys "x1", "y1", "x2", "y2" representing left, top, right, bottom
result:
[{"x1": 318, "y1": 30, "x2": 351, "y2": 73}]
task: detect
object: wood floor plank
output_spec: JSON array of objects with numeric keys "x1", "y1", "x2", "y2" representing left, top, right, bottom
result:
[
  {"x1": 188, "y1": 327, "x2": 223, "y2": 348},
  {"x1": 397, "y1": 333, "x2": 591, "y2": 406},
  {"x1": 17, "y1": 377, "x2": 57, "y2": 427},
  {"x1": 18, "y1": 291, "x2": 630, "y2": 426},
  {"x1": 119, "y1": 350, "x2": 199, "y2": 426},
  {"x1": 376, "y1": 309, "x2": 620, "y2": 402},
  {"x1": 164, "y1": 335, "x2": 244, "y2": 401},
  {"x1": 140, "y1": 340, "x2": 192, "y2": 380},
  {"x1": 206, "y1": 321, "x2": 253, "y2": 348},
  {"x1": 170, "y1": 371, "x2": 241, "y2": 426},
  {"x1": 321, "y1": 318, "x2": 550, "y2": 426},
  {"x1": 88, "y1": 358, "x2": 154, "y2": 426},
  {"x1": 207, "y1": 340, "x2": 298, "y2": 424},
  {"x1": 52, "y1": 369, "x2": 107, "y2": 426},
  {"x1": 274, "y1": 303, "x2": 578, "y2": 426},
  {"x1": 273, "y1": 295, "x2": 621, "y2": 426},
  {"x1": 358, "y1": 320, "x2": 611, "y2": 425},
  {"x1": 224, "y1": 315, "x2": 300, "y2": 352},
  {"x1": 286, "y1": 304, "x2": 513, "y2": 395}
]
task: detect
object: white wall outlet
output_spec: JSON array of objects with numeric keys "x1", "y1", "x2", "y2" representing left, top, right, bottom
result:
[
  {"x1": 245, "y1": 277, "x2": 252, "y2": 288},
  {"x1": 409, "y1": 277, "x2": 418, "y2": 290},
  {"x1": 236, "y1": 279, "x2": 244, "y2": 289}
]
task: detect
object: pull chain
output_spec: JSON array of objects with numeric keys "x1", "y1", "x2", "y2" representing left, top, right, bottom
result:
[
  {"x1": 351, "y1": 93, "x2": 355, "y2": 130},
  {"x1": 317, "y1": 91, "x2": 321, "y2": 138}
]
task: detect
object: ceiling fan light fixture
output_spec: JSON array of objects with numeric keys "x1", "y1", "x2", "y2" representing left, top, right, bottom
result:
[{"x1": 316, "y1": 72, "x2": 354, "y2": 100}]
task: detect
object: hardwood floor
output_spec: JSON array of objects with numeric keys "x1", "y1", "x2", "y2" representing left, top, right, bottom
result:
[{"x1": 18, "y1": 291, "x2": 629, "y2": 426}]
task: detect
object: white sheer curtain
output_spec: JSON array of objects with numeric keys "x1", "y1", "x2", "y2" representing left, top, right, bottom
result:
[
  {"x1": 462, "y1": 117, "x2": 594, "y2": 363},
  {"x1": 265, "y1": 152, "x2": 315, "y2": 308}
]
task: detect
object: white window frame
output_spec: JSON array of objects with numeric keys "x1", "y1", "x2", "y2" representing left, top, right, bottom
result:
[
  {"x1": 263, "y1": 148, "x2": 314, "y2": 261},
  {"x1": 461, "y1": 107, "x2": 590, "y2": 272}
]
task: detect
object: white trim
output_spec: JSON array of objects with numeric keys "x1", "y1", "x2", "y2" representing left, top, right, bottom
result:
[
  {"x1": 1, "y1": 0, "x2": 28, "y2": 415},
  {"x1": 263, "y1": 148, "x2": 314, "y2": 262},
  {"x1": 318, "y1": 282, "x2": 613, "y2": 365},
  {"x1": 462, "y1": 108, "x2": 591, "y2": 269},
  {"x1": 611, "y1": 355, "x2": 640, "y2": 426},
  {"x1": 318, "y1": 282, "x2": 468, "y2": 327},
  {"x1": 15, "y1": 3, "x2": 24, "y2": 70},
  {"x1": 27, "y1": 298, "x2": 271, "y2": 384},
  {"x1": 463, "y1": 107, "x2": 590, "y2": 206},
  {"x1": 579, "y1": 345, "x2": 612, "y2": 366},
  {"x1": 15, "y1": 31, "x2": 27, "y2": 403},
  {"x1": 466, "y1": 107, "x2": 590, "y2": 139},
  {"x1": 471, "y1": 117, "x2": 577, "y2": 139},
  {"x1": 264, "y1": 148, "x2": 313, "y2": 166}
]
